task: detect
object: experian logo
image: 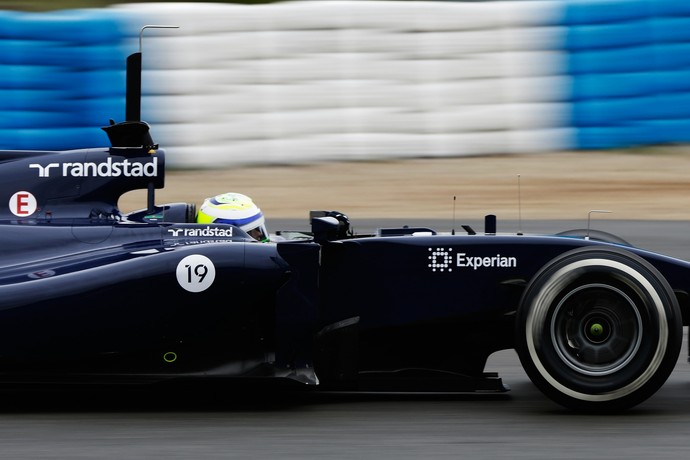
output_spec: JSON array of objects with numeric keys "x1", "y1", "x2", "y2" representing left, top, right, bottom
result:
[
  {"x1": 457, "y1": 252, "x2": 517, "y2": 270},
  {"x1": 30, "y1": 157, "x2": 158, "y2": 178},
  {"x1": 428, "y1": 247, "x2": 517, "y2": 272}
]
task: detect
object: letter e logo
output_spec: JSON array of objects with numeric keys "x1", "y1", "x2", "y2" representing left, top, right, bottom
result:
[{"x1": 9, "y1": 191, "x2": 37, "y2": 217}]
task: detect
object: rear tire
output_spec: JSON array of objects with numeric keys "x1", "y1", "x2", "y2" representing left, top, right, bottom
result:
[{"x1": 515, "y1": 246, "x2": 682, "y2": 412}]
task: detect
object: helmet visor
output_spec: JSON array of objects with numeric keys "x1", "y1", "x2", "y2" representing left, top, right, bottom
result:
[{"x1": 247, "y1": 224, "x2": 269, "y2": 242}]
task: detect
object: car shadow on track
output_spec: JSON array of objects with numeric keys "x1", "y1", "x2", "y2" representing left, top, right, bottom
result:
[
  {"x1": 1, "y1": 378, "x2": 689, "y2": 415},
  {"x1": 0, "y1": 381, "x2": 516, "y2": 414}
]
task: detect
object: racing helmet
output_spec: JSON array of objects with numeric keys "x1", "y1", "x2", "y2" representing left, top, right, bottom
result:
[{"x1": 197, "y1": 192, "x2": 269, "y2": 242}]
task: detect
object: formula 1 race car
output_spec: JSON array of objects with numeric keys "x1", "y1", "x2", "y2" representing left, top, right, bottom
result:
[{"x1": 1, "y1": 38, "x2": 689, "y2": 413}]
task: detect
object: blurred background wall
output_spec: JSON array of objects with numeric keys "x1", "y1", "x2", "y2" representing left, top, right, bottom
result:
[
  {"x1": 2, "y1": 0, "x2": 690, "y2": 168},
  {"x1": 0, "y1": 8, "x2": 131, "y2": 150}
]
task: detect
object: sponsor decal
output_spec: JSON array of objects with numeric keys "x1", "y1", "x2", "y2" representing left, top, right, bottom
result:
[
  {"x1": 28, "y1": 269, "x2": 56, "y2": 279},
  {"x1": 428, "y1": 247, "x2": 455, "y2": 272},
  {"x1": 167, "y1": 226, "x2": 233, "y2": 238},
  {"x1": 456, "y1": 252, "x2": 517, "y2": 270},
  {"x1": 9, "y1": 191, "x2": 37, "y2": 217},
  {"x1": 428, "y1": 247, "x2": 517, "y2": 272},
  {"x1": 29, "y1": 157, "x2": 158, "y2": 178}
]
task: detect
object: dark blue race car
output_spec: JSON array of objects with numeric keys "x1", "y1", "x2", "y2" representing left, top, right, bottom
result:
[{"x1": 1, "y1": 39, "x2": 688, "y2": 413}]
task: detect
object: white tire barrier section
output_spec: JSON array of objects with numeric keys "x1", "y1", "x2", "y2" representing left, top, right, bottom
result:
[{"x1": 1, "y1": 1, "x2": 690, "y2": 167}]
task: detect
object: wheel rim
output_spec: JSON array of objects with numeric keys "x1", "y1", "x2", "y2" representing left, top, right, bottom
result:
[{"x1": 551, "y1": 283, "x2": 643, "y2": 377}]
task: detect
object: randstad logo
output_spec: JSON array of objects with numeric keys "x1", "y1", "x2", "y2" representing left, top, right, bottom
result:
[
  {"x1": 30, "y1": 157, "x2": 158, "y2": 178},
  {"x1": 168, "y1": 227, "x2": 234, "y2": 238}
]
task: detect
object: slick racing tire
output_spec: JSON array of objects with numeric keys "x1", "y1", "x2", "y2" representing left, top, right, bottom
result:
[
  {"x1": 515, "y1": 246, "x2": 682, "y2": 412},
  {"x1": 555, "y1": 229, "x2": 631, "y2": 246}
]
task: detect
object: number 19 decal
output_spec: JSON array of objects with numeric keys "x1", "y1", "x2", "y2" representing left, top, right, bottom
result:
[{"x1": 176, "y1": 254, "x2": 216, "y2": 292}]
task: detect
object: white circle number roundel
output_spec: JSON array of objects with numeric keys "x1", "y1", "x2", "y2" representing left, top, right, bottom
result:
[{"x1": 176, "y1": 254, "x2": 216, "y2": 292}]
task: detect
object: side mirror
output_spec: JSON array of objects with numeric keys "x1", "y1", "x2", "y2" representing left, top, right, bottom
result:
[
  {"x1": 309, "y1": 211, "x2": 350, "y2": 240},
  {"x1": 311, "y1": 216, "x2": 344, "y2": 243}
]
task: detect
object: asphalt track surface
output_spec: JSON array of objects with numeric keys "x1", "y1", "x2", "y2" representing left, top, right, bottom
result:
[{"x1": 3, "y1": 220, "x2": 690, "y2": 459}]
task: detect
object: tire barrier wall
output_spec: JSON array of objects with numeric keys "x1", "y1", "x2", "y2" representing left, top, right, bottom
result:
[
  {"x1": 118, "y1": 0, "x2": 570, "y2": 167},
  {"x1": 563, "y1": 1, "x2": 690, "y2": 149},
  {"x1": 1, "y1": 1, "x2": 690, "y2": 167},
  {"x1": 0, "y1": 9, "x2": 132, "y2": 150}
]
